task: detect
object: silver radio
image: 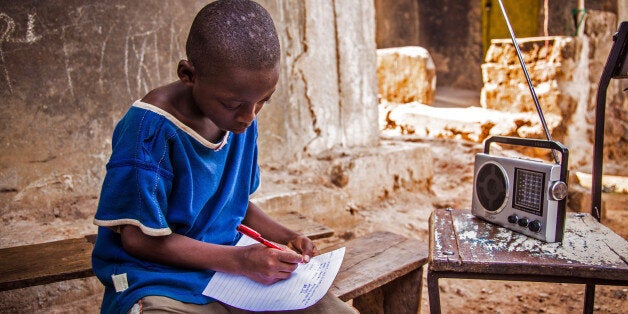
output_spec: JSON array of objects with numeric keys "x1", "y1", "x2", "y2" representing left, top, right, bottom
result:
[{"x1": 471, "y1": 136, "x2": 569, "y2": 242}]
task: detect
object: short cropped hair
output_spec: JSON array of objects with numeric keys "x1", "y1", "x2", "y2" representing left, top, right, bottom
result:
[{"x1": 186, "y1": 0, "x2": 280, "y2": 76}]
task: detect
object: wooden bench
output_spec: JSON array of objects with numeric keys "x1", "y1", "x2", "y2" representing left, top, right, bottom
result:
[
  {"x1": 0, "y1": 213, "x2": 429, "y2": 314},
  {"x1": 0, "y1": 211, "x2": 333, "y2": 291},
  {"x1": 328, "y1": 231, "x2": 429, "y2": 314}
]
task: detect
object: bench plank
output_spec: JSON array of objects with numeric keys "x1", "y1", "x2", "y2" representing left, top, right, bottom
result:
[
  {"x1": 0, "y1": 236, "x2": 94, "y2": 291},
  {"x1": 274, "y1": 211, "x2": 334, "y2": 240},
  {"x1": 0, "y1": 212, "x2": 333, "y2": 291},
  {"x1": 327, "y1": 231, "x2": 428, "y2": 313}
]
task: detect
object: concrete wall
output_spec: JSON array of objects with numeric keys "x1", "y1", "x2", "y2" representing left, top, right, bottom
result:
[
  {"x1": 374, "y1": 0, "x2": 420, "y2": 48},
  {"x1": 259, "y1": 0, "x2": 378, "y2": 165},
  {"x1": 373, "y1": 0, "x2": 486, "y2": 90},
  {"x1": 0, "y1": 0, "x2": 206, "y2": 233},
  {"x1": 0, "y1": 0, "x2": 378, "y2": 244}
]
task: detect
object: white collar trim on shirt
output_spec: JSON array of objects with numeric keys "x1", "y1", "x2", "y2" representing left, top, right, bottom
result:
[{"x1": 133, "y1": 100, "x2": 230, "y2": 151}]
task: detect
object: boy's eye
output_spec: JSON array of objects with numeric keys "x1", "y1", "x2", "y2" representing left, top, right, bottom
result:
[{"x1": 221, "y1": 102, "x2": 241, "y2": 110}]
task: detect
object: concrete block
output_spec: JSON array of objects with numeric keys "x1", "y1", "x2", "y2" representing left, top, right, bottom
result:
[
  {"x1": 325, "y1": 141, "x2": 433, "y2": 206},
  {"x1": 377, "y1": 46, "x2": 436, "y2": 105}
]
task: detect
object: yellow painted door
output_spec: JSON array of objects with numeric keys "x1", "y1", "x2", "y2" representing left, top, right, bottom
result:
[{"x1": 482, "y1": 0, "x2": 540, "y2": 56}]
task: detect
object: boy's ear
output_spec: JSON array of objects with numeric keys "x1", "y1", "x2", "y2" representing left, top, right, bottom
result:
[{"x1": 177, "y1": 60, "x2": 196, "y2": 86}]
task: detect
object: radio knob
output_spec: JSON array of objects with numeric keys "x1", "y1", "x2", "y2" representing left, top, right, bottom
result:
[
  {"x1": 507, "y1": 215, "x2": 518, "y2": 224},
  {"x1": 529, "y1": 220, "x2": 542, "y2": 232},
  {"x1": 517, "y1": 217, "x2": 529, "y2": 227},
  {"x1": 550, "y1": 181, "x2": 568, "y2": 201}
]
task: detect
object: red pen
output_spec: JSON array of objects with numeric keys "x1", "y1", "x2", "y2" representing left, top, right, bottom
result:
[{"x1": 237, "y1": 224, "x2": 283, "y2": 250}]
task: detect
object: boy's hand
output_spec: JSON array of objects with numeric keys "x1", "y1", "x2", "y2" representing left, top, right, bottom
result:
[
  {"x1": 287, "y1": 235, "x2": 318, "y2": 263},
  {"x1": 238, "y1": 244, "x2": 303, "y2": 285}
]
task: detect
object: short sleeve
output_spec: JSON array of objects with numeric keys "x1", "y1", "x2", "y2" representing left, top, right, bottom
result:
[
  {"x1": 94, "y1": 159, "x2": 174, "y2": 236},
  {"x1": 93, "y1": 108, "x2": 175, "y2": 236}
]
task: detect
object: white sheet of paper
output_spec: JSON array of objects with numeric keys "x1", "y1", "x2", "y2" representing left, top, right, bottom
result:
[{"x1": 202, "y1": 235, "x2": 345, "y2": 311}]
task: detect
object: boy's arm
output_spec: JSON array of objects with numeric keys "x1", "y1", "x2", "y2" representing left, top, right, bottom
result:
[
  {"x1": 242, "y1": 201, "x2": 318, "y2": 260},
  {"x1": 119, "y1": 224, "x2": 303, "y2": 285}
]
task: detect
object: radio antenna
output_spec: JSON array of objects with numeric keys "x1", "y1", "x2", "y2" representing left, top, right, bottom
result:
[{"x1": 496, "y1": 0, "x2": 560, "y2": 163}]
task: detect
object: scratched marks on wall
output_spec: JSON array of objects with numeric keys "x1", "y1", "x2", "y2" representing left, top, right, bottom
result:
[
  {"x1": 123, "y1": 14, "x2": 185, "y2": 98},
  {"x1": 0, "y1": 4, "x2": 185, "y2": 100},
  {"x1": 124, "y1": 27, "x2": 162, "y2": 98},
  {"x1": 122, "y1": 9, "x2": 185, "y2": 99},
  {"x1": 0, "y1": 12, "x2": 41, "y2": 94}
]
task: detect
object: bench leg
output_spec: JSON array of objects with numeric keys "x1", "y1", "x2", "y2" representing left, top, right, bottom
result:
[
  {"x1": 427, "y1": 269, "x2": 441, "y2": 314},
  {"x1": 353, "y1": 267, "x2": 424, "y2": 314}
]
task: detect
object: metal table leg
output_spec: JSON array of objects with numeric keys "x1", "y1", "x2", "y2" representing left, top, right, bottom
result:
[{"x1": 427, "y1": 269, "x2": 441, "y2": 314}]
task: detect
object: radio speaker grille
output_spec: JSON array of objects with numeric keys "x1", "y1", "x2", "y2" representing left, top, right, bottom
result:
[{"x1": 475, "y1": 163, "x2": 507, "y2": 212}]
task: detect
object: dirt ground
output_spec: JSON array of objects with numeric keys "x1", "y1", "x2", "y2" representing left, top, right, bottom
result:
[{"x1": 316, "y1": 137, "x2": 627, "y2": 314}]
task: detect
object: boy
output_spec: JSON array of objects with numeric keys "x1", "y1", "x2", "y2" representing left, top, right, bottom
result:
[{"x1": 92, "y1": 1, "x2": 356, "y2": 313}]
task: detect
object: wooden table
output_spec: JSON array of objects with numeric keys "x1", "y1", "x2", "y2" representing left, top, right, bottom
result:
[{"x1": 427, "y1": 208, "x2": 628, "y2": 314}]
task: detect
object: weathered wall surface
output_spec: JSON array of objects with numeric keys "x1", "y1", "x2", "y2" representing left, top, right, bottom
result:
[
  {"x1": 374, "y1": 0, "x2": 483, "y2": 89},
  {"x1": 374, "y1": 0, "x2": 626, "y2": 90},
  {"x1": 543, "y1": 0, "x2": 618, "y2": 36},
  {"x1": 259, "y1": 0, "x2": 378, "y2": 163},
  {"x1": 374, "y1": 0, "x2": 420, "y2": 48},
  {"x1": 0, "y1": 0, "x2": 206, "y2": 235},
  {"x1": 0, "y1": 0, "x2": 379, "y2": 246},
  {"x1": 417, "y1": 1, "x2": 484, "y2": 90}
]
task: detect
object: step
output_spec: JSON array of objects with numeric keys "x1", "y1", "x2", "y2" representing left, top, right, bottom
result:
[{"x1": 252, "y1": 141, "x2": 433, "y2": 229}]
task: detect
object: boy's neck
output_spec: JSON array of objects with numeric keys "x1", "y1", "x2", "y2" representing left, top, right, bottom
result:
[{"x1": 141, "y1": 81, "x2": 225, "y2": 144}]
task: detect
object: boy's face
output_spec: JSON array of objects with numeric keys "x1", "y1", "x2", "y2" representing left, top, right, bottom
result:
[{"x1": 191, "y1": 64, "x2": 279, "y2": 134}]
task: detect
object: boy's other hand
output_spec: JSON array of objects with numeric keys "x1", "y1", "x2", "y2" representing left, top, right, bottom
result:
[
  {"x1": 238, "y1": 244, "x2": 302, "y2": 285},
  {"x1": 287, "y1": 235, "x2": 318, "y2": 263}
]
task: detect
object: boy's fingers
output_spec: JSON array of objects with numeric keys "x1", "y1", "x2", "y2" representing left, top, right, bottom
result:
[{"x1": 276, "y1": 249, "x2": 304, "y2": 264}]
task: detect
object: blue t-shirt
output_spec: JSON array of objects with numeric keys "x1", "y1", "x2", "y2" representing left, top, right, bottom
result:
[{"x1": 92, "y1": 101, "x2": 260, "y2": 313}]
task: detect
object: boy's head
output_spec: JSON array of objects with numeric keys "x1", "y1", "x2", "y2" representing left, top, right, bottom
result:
[
  {"x1": 186, "y1": 0, "x2": 280, "y2": 76},
  {"x1": 178, "y1": 0, "x2": 280, "y2": 134}
]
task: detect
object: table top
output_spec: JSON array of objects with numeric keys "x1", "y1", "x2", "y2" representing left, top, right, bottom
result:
[{"x1": 429, "y1": 208, "x2": 628, "y2": 281}]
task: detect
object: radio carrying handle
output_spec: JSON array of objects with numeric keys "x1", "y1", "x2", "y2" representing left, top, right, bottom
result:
[{"x1": 484, "y1": 136, "x2": 569, "y2": 183}]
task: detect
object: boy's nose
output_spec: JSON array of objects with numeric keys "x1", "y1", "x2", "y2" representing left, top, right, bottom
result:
[{"x1": 237, "y1": 103, "x2": 257, "y2": 124}]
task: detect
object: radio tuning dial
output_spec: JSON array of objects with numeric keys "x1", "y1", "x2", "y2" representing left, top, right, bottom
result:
[
  {"x1": 550, "y1": 181, "x2": 568, "y2": 201},
  {"x1": 517, "y1": 217, "x2": 529, "y2": 227},
  {"x1": 507, "y1": 215, "x2": 518, "y2": 224},
  {"x1": 529, "y1": 220, "x2": 542, "y2": 232}
]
